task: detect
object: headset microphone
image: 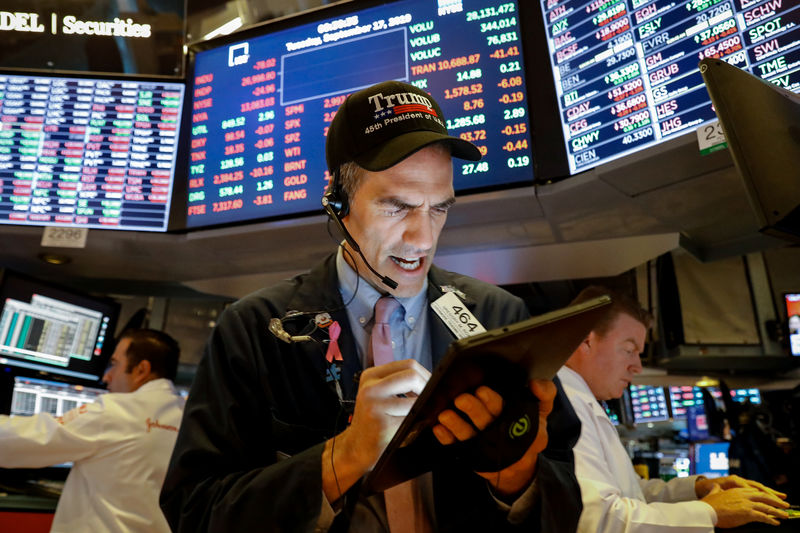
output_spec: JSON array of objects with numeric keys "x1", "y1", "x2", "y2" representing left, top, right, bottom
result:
[{"x1": 322, "y1": 176, "x2": 399, "y2": 291}]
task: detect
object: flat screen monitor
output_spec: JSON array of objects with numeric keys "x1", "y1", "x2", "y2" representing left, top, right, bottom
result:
[
  {"x1": 538, "y1": 0, "x2": 800, "y2": 174},
  {"x1": 0, "y1": 71, "x2": 186, "y2": 231},
  {"x1": 0, "y1": 1, "x2": 185, "y2": 77},
  {"x1": 9, "y1": 375, "x2": 106, "y2": 417},
  {"x1": 700, "y1": 57, "x2": 800, "y2": 241},
  {"x1": 730, "y1": 387, "x2": 761, "y2": 404},
  {"x1": 629, "y1": 384, "x2": 669, "y2": 423},
  {"x1": 668, "y1": 385, "x2": 704, "y2": 419},
  {"x1": 185, "y1": 0, "x2": 536, "y2": 228},
  {"x1": 785, "y1": 293, "x2": 800, "y2": 356},
  {"x1": 692, "y1": 441, "x2": 730, "y2": 477},
  {"x1": 0, "y1": 270, "x2": 118, "y2": 383}
]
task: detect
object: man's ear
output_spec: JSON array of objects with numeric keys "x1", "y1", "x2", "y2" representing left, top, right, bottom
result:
[
  {"x1": 582, "y1": 331, "x2": 596, "y2": 353},
  {"x1": 134, "y1": 358, "x2": 152, "y2": 379}
]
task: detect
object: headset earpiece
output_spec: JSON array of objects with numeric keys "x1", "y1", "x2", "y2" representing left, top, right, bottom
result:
[{"x1": 322, "y1": 169, "x2": 348, "y2": 217}]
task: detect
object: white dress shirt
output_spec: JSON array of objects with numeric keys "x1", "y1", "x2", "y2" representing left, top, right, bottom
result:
[
  {"x1": 558, "y1": 366, "x2": 717, "y2": 533},
  {"x1": 0, "y1": 378, "x2": 185, "y2": 533}
]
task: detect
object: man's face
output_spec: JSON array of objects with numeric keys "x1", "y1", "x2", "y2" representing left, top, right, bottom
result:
[
  {"x1": 102, "y1": 338, "x2": 137, "y2": 393},
  {"x1": 581, "y1": 313, "x2": 646, "y2": 401},
  {"x1": 342, "y1": 145, "x2": 455, "y2": 298}
]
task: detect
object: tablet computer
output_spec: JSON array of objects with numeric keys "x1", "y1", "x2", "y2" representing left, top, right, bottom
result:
[{"x1": 364, "y1": 295, "x2": 612, "y2": 493}]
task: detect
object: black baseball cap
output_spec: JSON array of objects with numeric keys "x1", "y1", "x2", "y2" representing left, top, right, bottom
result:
[{"x1": 325, "y1": 80, "x2": 482, "y2": 173}]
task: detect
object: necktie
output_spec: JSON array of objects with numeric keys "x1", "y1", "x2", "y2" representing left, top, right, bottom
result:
[
  {"x1": 369, "y1": 296, "x2": 400, "y2": 367},
  {"x1": 367, "y1": 296, "x2": 433, "y2": 533}
]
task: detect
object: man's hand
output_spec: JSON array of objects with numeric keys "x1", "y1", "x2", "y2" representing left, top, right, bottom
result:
[
  {"x1": 695, "y1": 474, "x2": 787, "y2": 500},
  {"x1": 322, "y1": 359, "x2": 430, "y2": 503},
  {"x1": 432, "y1": 379, "x2": 557, "y2": 496},
  {"x1": 701, "y1": 484, "x2": 789, "y2": 527}
]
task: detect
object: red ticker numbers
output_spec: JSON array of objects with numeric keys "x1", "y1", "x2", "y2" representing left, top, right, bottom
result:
[
  {"x1": 489, "y1": 46, "x2": 520, "y2": 59},
  {"x1": 497, "y1": 76, "x2": 523, "y2": 88},
  {"x1": 253, "y1": 58, "x2": 277, "y2": 70}
]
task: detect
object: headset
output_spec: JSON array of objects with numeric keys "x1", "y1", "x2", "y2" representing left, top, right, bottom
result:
[{"x1": 322, "y1": 169, "x2": 398, "y2": 290}]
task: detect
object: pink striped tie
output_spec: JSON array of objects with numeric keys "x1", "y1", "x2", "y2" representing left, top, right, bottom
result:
[
  {"x1": 369, "y1": 296, "x2": 400, "y2": 367},
  {"x1": 368, "y1": 296, "x2": 433, "y2": 533}
]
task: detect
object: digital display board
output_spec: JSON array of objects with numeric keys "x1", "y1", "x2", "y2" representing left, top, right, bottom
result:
[
  {"x1": 187, "y1": 0, "x2": 535, "y2": 228},
  {"x1": 539, "y1": 0, "x2": 800, "y2": 173},
  {"x1": 0, "y1": 73, "x2": 185, "y2": 231},
  {"x1": 629, "y1": 384, "x2": 669, "y2": 423}
]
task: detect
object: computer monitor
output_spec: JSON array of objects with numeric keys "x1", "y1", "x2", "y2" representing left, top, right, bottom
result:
[
  {"x1": 538, "y1": 0, "x2": 800, "y2": 174},
  {"x1": 0, "y1": 71, "x2": 186, "y2": 231},
  {"x1": 729, "y1": 388, "x2": 761, "y2": 405},
  {"x1": 784, "y1": 293, "x2": 800, "y2": 356},
  {"x1": 700, "y1": 57, "x2": 800, "y2": 242},
  {"x1": 184, "y1": 0, "x2": 537, "y2": 228},
  {"x1": 9, "y1": 375, "x2": 106, "y2": 417},
  {"x1": 629, "y1": 384, "x2": 669, "y2": 424},
  {"x1": 0, "y1": 270, "x2": 118, "y2": 383},
  {"x1": 669, "y1": 385, "x2": 705, "y2": 419},
  {"x1": 692, "y1": 441, "x2": 730, "y2": 478}
]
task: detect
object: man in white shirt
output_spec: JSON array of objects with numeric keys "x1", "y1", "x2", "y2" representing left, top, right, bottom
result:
[
  {"x1": 0, "y1": 329, "x2": 185, "y2": 533},
  {"x1": 558, "y1": 286, "x2": 790, "y2": 532}
]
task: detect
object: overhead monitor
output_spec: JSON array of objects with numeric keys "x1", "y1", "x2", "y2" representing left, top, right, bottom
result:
[
  {"x1": 700, "y1": 58, "x2": 800, "y2": 242},
  {"x1": 629, "y1": 384, "x2": 669, "y2": 423},
  {"x1": 0, "y1": 270, "x2": 118, "y2": 384},
  {"x1": 785, "y1": 293, "x2": 800, "y2": 356},
  {"x1": 538, "y1": 0, "x2": 800, "y2": 174},
  {"x1": 185, "y1": 0, "x2": 536, "y2": 228},
  {"x1": 0, "y1": 71, "x2": 186, "y2": 231}
]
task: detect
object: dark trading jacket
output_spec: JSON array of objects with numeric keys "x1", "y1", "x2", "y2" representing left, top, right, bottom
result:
[{"x1": 160, "y1": 254, "x2": 582, "y2": 532}]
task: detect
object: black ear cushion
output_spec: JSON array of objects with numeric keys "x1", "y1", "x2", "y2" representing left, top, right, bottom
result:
[{"x1": 324, "y1": 170, "x2": 349, "y2": 217}]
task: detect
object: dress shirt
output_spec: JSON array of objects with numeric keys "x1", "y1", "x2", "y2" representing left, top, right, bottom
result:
[
  {"x1": 0, "y1": 378, "x2": 184, "y2": 533},
  {"x1": 558, "y1": 366, "x2": 717, "y2": 533}
]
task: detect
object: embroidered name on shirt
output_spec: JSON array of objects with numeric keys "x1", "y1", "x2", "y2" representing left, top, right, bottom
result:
[{"x1": 146, "y1": 418, "x2": 178, "y2": 433}]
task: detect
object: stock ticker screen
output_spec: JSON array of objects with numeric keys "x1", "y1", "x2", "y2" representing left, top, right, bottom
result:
[
  {"x1": 0, "y1": 74, "x2": 185, "y2": 231},
  {"x1": 187, "y1": 0, "x2": 535, "y2": 228},
  {"x1": 540, "y1": 0, "x2": 800, "y2": 174}
]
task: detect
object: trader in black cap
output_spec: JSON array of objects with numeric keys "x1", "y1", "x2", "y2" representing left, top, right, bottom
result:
[{"x1": 161, "y1": 80, "x2": 582, "y2": 532}]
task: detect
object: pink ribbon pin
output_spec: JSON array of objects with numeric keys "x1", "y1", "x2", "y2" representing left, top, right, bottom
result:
[{"x1": 325, "y1": 321, "x2": 343, "y2": 363}]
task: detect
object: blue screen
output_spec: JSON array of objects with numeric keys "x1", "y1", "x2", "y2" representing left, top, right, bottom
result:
[
  {"x1": 187, "y1": 0, "x2": 536, "y2": 227},
  {"x1": 539, "y1": 0, "x2": 800, "y2": 174},
  {"x1": 693, "y1": 441, "x2": 730, "y2": 477}
]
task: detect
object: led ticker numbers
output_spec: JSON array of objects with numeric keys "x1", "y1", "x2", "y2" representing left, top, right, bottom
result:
[
  {"x1": 540, "y1": 0, "x2": 800, "y2": 174},
  {"x1": 0, "y1": 74, "x2": 184, "y2": 231},
  {"x1": 187, "y1": 0, "x2": 535, "y2": 228}
]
